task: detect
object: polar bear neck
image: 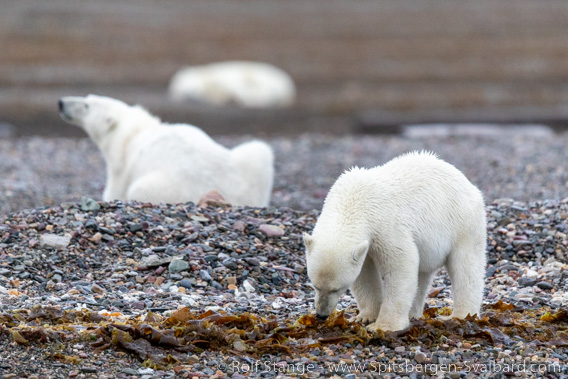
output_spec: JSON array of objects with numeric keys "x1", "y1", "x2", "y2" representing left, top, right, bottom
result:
[
  {"x1": 97, "y1": 106, "x2": 161, "y2": 176},
  {"x1": 313, "y1": 167, "x2": 378, "y2": 245}
]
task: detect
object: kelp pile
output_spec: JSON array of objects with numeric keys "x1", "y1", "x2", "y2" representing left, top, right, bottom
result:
[{"x1": 1, "y1": 302, "x2": 567, "y2": 369}]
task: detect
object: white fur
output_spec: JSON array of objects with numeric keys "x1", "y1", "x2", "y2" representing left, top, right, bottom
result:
[
  {"x1": 168, "y1": 61, "x2": 296, "y2": 108},
  {"x1": 303, "y1": 151, "x2": 487, "y2": 332},
  {"x1": 59, "y1": 94, "x2": 274, "y2": 206}
]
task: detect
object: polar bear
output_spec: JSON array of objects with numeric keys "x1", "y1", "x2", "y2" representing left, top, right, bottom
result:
[
  {"x1": 303, "y1": 151, "x2": 486, "y2": 332},
  {"x1": 168, "y1": 61, "x2": 296, "y2": 108},
  {"x1": 58, "y1": 94, "x2": 274, "y2": 207}
]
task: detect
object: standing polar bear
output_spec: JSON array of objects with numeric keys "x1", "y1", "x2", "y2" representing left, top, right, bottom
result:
[
  {"x1": 59, "y1": 95, "x2": 274, "y2": 207},
  {"x1": 168, "y1": 61, "x2": 296, "y2": 108},
  {"x1": 303, "y1": 151, "x2": 486, "y2": 332}
]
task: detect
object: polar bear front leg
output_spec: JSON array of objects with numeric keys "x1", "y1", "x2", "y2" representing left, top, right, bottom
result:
[
  {"x1": 367, "y1": 246, "x2": 419, "y2": 332},
  {"x1": 351, "y1": 255, "x2": 382, "y2": 324}
]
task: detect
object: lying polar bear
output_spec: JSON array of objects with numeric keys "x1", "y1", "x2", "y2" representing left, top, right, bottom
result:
[
  {"x1": 168, "y1": 61, "x2": 296, "y2": 108},
  {"x1": 59, "y1": 94, "x2": 274, "y2": 206},
  {"x1": 303, "y1": 151, "x2": 487, "y2": 332}
]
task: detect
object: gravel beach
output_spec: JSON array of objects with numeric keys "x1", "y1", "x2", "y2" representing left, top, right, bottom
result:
[
  {"x1": 2, "y1": 131, "x2": 568, "y2": 216},
  {"x1": 1, "y1": 131, "x2": 568, "y2": 378}
]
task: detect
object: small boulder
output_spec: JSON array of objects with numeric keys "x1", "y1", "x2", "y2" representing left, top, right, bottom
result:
[
  {"x1": 168, "y1": 259, "x2": 190, "y2": 273},
  {"x1": 40, "y1": 234, "x2": 71, "y2": 250},
  {"x1": 81, "y1": 196, "x2": 100, "y2": 212},
  {"x1": 198, "y1": 190, "x2": 230, "y2": 208},
  {"x1": 258, "y1": 224, "x2": 284, "y2": 238}
]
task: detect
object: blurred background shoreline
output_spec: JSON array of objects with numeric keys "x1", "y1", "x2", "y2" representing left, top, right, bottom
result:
[{"x1": 2, "y1": 0, "x2": 568, "y2": 137}]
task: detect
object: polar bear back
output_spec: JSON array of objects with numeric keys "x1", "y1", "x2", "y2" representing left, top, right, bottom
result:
[
  {"x1": 123, "y1": 124, "x2": 268, "y2": 206},
  {"x1": 316, "y1": 151, "x2": 485, "y2": 270}
]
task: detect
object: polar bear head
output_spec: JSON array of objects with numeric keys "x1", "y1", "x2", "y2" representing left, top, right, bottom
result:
[
  {"x1": 303, "y1": 232, "x2": 369, "y2": 320},
  {"x1": 58, "y1": 95, "x2": 158, "y2": 144}
]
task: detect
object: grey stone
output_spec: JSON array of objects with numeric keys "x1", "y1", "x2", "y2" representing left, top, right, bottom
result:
[
  {"x1": 204, "y1": 255, "x2": 218, "y2": 263},
  {"x1": 414, "y1": 351, "x2": 427, "y2": 363},
  {"x1": 168, "y1": 259, "x2": 190, "y2": 273},
  {"x1": 179, "y1": 279, "x2": 193, "y2": 289},
  {"x1": 536, "y1": 281, "x2": 553, "y2": 290},
  {"x1": 222, "y1": 258, "x2": 238, "y2": 270},
  {"x1": 199, "y1": 269, "x2": 212, "y2": 281},
  {"x1": 40, "y1": 234, "x2": 71, "y2": 250},
  {"x1": 81, "y1": 196, "x2": 100, "y2": 212},
  {"x1": 518, "y1": 277, "x2": 537, "y2": 287}
]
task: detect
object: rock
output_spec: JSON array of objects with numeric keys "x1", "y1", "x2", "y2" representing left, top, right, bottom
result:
[
  {"x1": 233, "y1": 340, "x2": 247, "y2": 352},
  {"x1": 518, "y1": 277, "x2": 537, "y2": 287},
  {"x1": 143, "y1": 255, "x2": 178, "y2": 268},
  {"x1": 198, "y1": 190, "x2": 231, "y2": 208},
  {"x1": 203, "y1": 255, "x2": 218, "y2": 263},
  {"x1": 179, "y1": 279, "x2": 193, "y2": 289},
  {"x1": 129, "y1": 223, "x2": 143, "y2": 232},
  {"x1": 258, "y1": 224, "x2": 284, "y2": 238},
  {"x1": 536, "y1": 281, "x2": 553, "y2": 290},
  {"x1": 81, "y1": 196, "x2": 100, "y2": 212},
  {"x1": 245, "y1": 257, "x2": 260, "y2": 266},
  {"x1": 232, "y1": 221, "x2": 246, "y2": 232},
  {"x1": 199, "y1": 270, "x2": 212, "y2": 281},
  {"x1": 428, "y1": 287, "x2": 442, "y2": 298},
  {"x1": 222, "y1": 259, "x2": 238, "y2": 270},
  {"x1": 394, "y1": 346, "x2": 405, "y2": 353},
  {"x1": 131, "y1": 301, "x2": 145, "y2": 309},
  {"x1": 243, "y1": 279, "x2": 255, "y2": 293},
  {"x1": 91, "y1": 284, "x2": 104, "y2": 294},
  {"x1": 411, "y1": 351, "x2": 426, "y2": 363},
  {"x1": 39, "y1": 234, "x2": 71, "y2": 250},
  {"x1": 168, "y1": 259, "x2": 190, "y2": 273}
]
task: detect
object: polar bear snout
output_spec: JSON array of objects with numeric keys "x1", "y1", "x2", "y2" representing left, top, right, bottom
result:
[
  {"x1": 313, "y1": 289, "x2": 342, "y2": 320},
  {"x1": 58, "y1": 96, "x2": 89, "y2": 125}
]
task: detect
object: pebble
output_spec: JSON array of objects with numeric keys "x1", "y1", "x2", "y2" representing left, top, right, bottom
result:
[
  {"x1": 536, "y1": 281, "x2": 554, "y2": 290},
  {"x1": 414, "y1": 352, "x2": 427, "y2": 363},
  {"x1": 168, "y1": 259, "x2": 190, "y2": 273},
  {"x1": 258, "y1": 224, "x2": 285, "y2": 238},
  {"x1": 518, "y1": 277, "x2": 537, "y2": 287},
  {"x1": 199, "y1": 270, "x2": 212, "y2": 281},
  {"x1": 39, "y1": 234, "x2": 71, "y2": 250},
  {"x1": 222, "y1": 259, "x2": 238, "y2": 270},
  {"x1": 179, "y1": 279, "x2": 193, "y2": 289},
  {"x1": 80, "y1": 196, "x2": 100, "y2": 212}
]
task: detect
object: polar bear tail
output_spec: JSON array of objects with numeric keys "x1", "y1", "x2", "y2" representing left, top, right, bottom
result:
[{"x1": 230, "y1": 140, "x2": 274, "y2": 207}]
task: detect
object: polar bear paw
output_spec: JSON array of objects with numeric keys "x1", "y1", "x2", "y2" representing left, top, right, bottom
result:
[
  {"x1": 355, "y1": 312, "x2": 377, "y2": 324},
  {"x1": 366, "y1": 319, "x2": 409, "y2": 333}
]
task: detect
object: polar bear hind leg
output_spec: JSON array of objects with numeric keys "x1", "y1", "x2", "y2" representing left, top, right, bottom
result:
[
  {"x1": 409, "y1": 271, "x2": 435, "y2": 319},
  {"x1": 351, "y1": 255, "x2": 383, "y2": 324},
  {"x1": 446, "y1": 236, "x2": 486, "y2": 319},
  {"x1": 126, "y1": 173, "x2": 182, "y2": 204}
]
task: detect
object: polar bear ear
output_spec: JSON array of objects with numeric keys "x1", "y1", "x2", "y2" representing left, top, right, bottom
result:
[
  {"x1": 302, "y1": 233, "x2": 314, "y2": 253},
  {"x1": 351, "y1": 240, "x2": 369, "y2": 264}
]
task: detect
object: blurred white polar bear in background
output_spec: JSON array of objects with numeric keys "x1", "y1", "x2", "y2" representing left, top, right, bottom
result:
[{"x1": 168, "y1": 61, "x2": 296, "y2": 108}]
